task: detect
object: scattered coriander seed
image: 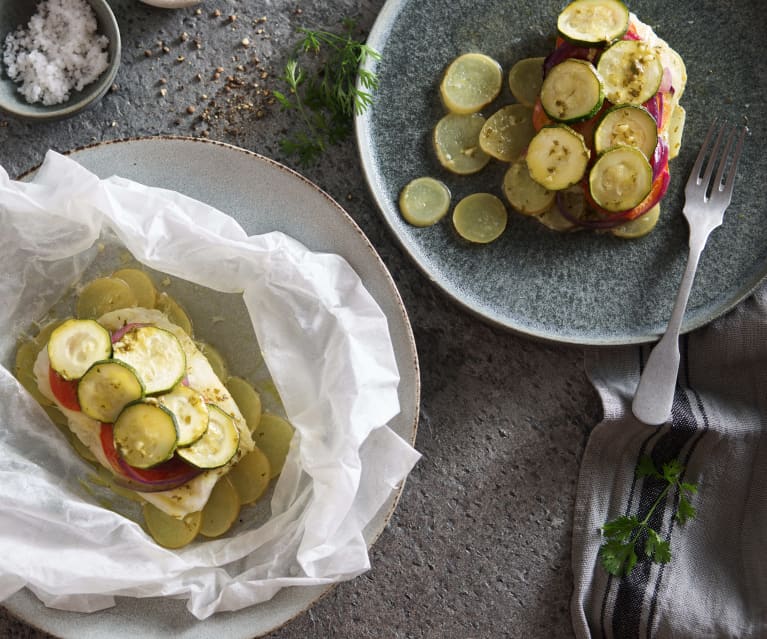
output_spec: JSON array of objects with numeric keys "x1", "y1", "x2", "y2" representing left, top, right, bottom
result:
[
  {"x1": 159, "y1": 88, "x2": 167, "y2": 97},
  {"x1": 195, "y1": 73, "x2": 203, "y2": 81},
  {"x1": 163, "y1": 46, "x2": 170, "y2": 54},
  {"x1": 180, "y1": 32, "x2": 189, "y2": 42},
  {"x1": 159, "y1": 77, "x2": 167, "y2": 85},
  {"x1": 241, "y1": 37, "x2": 250, "y2": 47},
  {"x1": 177, "y1": 55, "x2": 185, "y2": 63},
  {"x1": 187, "y1": 105, "x2": 196, "y2": 114},
  {"x1": 216, "y1": 66, "x2": 224, "y2": 73},
  {"x1": 228, "y1": 14, "x2": 237, "y2": 22},
  {"x1": 195, "y1": 7, "x2": 201, "y2": 14},
  {"x1": 144, "y1": 49, "x2": 152, "y2": 57},
  {"x1": 212, "y1": 9, "x2": 221, "y2": 17}
]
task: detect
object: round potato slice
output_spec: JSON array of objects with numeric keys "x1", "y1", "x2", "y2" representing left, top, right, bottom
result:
[
  {"x1": 479, "y1": 104, "x2": 536, "y2": 162},
  {"x1": 440, "y1": 52, "x2": 502, "y2": 114},
  {"x1": 112, "y1": 268, "x2": 158, "y2": 308},
  {"x1": 228, "y1": 447, "x2": 272, "y2": 505},
  {"x1": 226, "y1": 376, "x2": 262, "y2": 433},
  {"x1": 508, "y1": 57, "x2": 545, "y2": 107},
  {"x1": 143, "y1": 503, "x2": 202, "y2": 549},
  {"x1": 503, "y1": 159, "x2": 556, "y2": 216},
  {"x1": 535, "y1": 207, "x2": 577, "y2": 232},
  {"x1": 76, "y1": 277, "x2": 137, "y2": 320},
  {"x1": 200, "y1": 476, "x2": 241, "y2": 538},
  {"x1": 434, "y1": 113, "x2": 491, "y2": 175},
  {"x1": 253, "y1": 414, "x2": 294, "y2": 479},
  {"x1": 399, "y1": 177, "x2": 452, "y2": 227},
  {"x1": 611, "y1": 204, "x2": 661, "y2": 239},
  {"x1": 155, "y1": 293, "x2": 193, "y2": 336},
  {"x1": 197, "y1": 341, "x2": 228, "y2": 382},
  {"x1": 14, "y1": 339, "x2": 53, "y2": 407},
  {"x1": 453, "y1": 193, "x2": 508, "y2": 244}
]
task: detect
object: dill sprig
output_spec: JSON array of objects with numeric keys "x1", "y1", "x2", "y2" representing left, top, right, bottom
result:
[{"x1": 274, "y1": 18, "x2": 381, "y2": 165}]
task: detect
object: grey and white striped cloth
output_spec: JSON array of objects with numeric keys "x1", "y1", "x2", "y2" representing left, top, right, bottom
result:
[{"x1": 571, "y1": 283, "x2": 767, "y2": 639}]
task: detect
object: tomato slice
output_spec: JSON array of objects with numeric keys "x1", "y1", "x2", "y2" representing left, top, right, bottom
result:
[
  {"x1": 49, "y1": 366, "x2": 80, "y2": 411},
  {"x1": 100, "y1": 423, "x2": 201, "y2": 490}
]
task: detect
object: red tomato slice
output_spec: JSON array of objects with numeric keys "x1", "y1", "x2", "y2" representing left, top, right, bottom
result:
[
  {"x1": 99, "y1": 424, "x2": 201, "y2": 490},
  {"x1": 49, "y1": 366, "x2": 80, "y2": 411}
]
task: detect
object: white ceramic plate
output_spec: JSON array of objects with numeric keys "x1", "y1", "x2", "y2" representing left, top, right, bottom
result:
[
  {"x1": 3, "y1": 137, "x2": 420, "y2": 639},
  {"x1": 356, "y1": 0, "x2": 766, "y2": 345}
]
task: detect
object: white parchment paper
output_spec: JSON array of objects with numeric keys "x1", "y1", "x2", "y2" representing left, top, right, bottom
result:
[{"x1": 0, "y1": 151, "x2": 421, "y2": 619}]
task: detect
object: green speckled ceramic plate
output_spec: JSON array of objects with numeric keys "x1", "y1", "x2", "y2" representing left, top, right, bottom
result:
[
  {"x1": 357, "y1": 0, "x2": 766, "y2": 345},
  {"x1": 3, "y1": 137, "x2": 419, "y2": 639}
]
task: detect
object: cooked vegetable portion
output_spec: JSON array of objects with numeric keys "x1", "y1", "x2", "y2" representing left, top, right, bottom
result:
[
  {"x1": 594, "y1": 104, "x2": 658, "y2": 159},
  {"x1": 588, "y1": 145, "x2": 653, "y2": 212},
  {"x1": 433, "y1": 112, "x2": 491, "y2": 175},
  {"x1": 526, "y1": 125, "x2": 591, "y2": 191},
  {"x1": 503, "y1": 159, "x2": 556, "y2": 216},
  {"x1": 453, "y1": 193, "x2": 508, "y2": 244},
  {"x1": 143, "y1": 503, "x2": 202, "y2": 549},
  {"x1": 399, "y1": 177, "x2": 452, "y2": 227},
  {"x1": 479, "y1": 104, "x2": 536, "y2": 162},
  {"x1": 112, "y1": 325, "x2": 186, "y2": 395},
  {"x1": 76, "y1": 277, "x2": 137, "y2": 319},
  {"x1": 228, "y1": 447, "x2": 271, "y2": 505},
  {"x1": 440, "y1": 52, "x2": 502, "y2": 114},
  {"x1": 556, "y1": 0, "x2": 629, "y2": 45},
  {"x1": 597, "y1": 39, "x2": 664, "y2": 105},
  {"x1": 199, "y1": 476, "x2": 241, "y2": 538},
  {"x1": 77, "y1": 360, "x2": 144, "y2": 423},
  {"x1": 48, "y1": 319, "x2": 112, "y2": 380},
  {"x1": 254, "y1": 414, "x2": 294, "y2": 479},
  {"x1": 176, "y1": 404, "x2": 240, "y2": 469},
  {"x1": 113, "y1": 401, "x2": 179, "y2": 469},
  {"x1": 540, "y1": 59, "x2": 604, "y2": 123},
  {"x1": 508, "y1": 57, "x2": 545, "y2": 107}
]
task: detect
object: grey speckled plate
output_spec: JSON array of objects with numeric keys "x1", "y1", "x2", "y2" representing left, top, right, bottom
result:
[
  {"x1": 3, "y1": 137, "x2": 419, "y2": 639},
  {"x1": 357, "y1": 0, "x2": 766, "y2": 345}
]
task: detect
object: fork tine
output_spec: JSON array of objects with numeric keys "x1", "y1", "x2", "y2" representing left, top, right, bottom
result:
[
  {"x1": 689, "y1": 120, "x2": 719, "y2": 185},
  {"x1": 698, "y1": 122, "x2": 726, "y2": 189},
  {"x1": 711, "y1": 125, "x2": 738, "y2": 193},
  {"x1": 719, "y1": 125, "x2": 746, "y2": 198}
]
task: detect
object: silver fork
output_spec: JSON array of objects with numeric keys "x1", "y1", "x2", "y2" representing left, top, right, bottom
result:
[{"x1": 632, "y1": 121, "x2": 747, "y2": 425}]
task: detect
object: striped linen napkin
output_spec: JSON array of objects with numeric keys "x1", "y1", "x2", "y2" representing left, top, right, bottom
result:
[{"x1": 571, "y1": 283, "x2": 767, "y2": 639}]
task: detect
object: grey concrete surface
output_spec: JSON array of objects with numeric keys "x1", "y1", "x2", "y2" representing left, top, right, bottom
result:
[{"x1": 0, "y1": 1, "x2": 602, "y2": 637}]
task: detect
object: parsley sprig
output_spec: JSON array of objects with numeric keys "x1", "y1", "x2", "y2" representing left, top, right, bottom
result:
[
  {"x1": 274, "y1": 19, "x2": 380, "y2": 165},
  {"x1": 599, "y1": 455, "x2": 698, "y2": 577}
]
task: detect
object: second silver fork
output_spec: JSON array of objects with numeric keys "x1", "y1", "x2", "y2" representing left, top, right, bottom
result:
[{"x1": 632, "y1": 121, "x2": 747, "y2": 426}]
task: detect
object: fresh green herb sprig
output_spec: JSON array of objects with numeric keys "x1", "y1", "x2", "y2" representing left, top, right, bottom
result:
[
  {"x1": 599, "y1": 455, "x2": 698, "y2": 577},
  {"x1": 274, "y1": 18, "x2": 381, "y2": 165}
]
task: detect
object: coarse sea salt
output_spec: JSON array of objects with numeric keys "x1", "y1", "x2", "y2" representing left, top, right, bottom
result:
[{"x1": 3, "y1": 0, "x2": 110, "y2": 106}]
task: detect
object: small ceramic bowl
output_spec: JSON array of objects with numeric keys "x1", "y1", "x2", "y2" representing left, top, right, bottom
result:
[{"x1": 0, "y1": 0, "x2": 120, "y2": 121}]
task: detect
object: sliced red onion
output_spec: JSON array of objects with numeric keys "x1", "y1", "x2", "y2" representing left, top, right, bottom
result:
[
  {"x1": 659, "y1": 67, "x2": 673, "y2": 94},
  {"x1": 110, "y1": 322, "x2": 148, "y2": 344},
  {"x1": 651, "y1": 137, "x2": 669, "y2": 180},
  {"x1": 114, "y1": 454, "x2": 201, "y2": 492},
  {"x1": 544, "y1": 41, "x2": 597, "y2": 75}
]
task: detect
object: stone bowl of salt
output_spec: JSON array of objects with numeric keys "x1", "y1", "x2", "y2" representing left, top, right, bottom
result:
[{"x1": 0, "y1": 0, "x2": 120, "y2": 121}]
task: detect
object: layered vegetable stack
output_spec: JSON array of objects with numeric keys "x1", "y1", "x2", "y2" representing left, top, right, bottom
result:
[{"x1": 526, "y1": 0, "x2": 687, "y2": 234}]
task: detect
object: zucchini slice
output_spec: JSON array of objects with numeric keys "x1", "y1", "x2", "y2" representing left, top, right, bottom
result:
[
  {"x1": 112, "y1": 325, "x2": 186, "y2": 395},
  {"x1": 47, "y1": 319, "x2": 112, "y2": 380},
  {"x1": 113, "y1": 401, "x2": 179, "y2": 469},
  {"x1": 176, "y1": 404, "x2": 240, "y2": 469},
  {"x1": 526, "y1": 125, "x2": 591, "y2": 190},
  {"x1": 540, "y1": 59, "x2": 604, "y2": 123},
  {"x1": 556, "y1": 0, "x2": 629, "y2": 46},
  {"x1": 588, "y1": 145, "x2": 653, "y2": 212},
  {"x1": 159, "y1": 384, "x2": 210, "y2": 446},
  {"x1": 594, "y1": 104, "x2": 658, "y2": 159},
  {"x1": 597, "y1": 39, "x2": 664, "y2": 105},
  {"x1": 77, "y1": 360, "x2": 145, "y2": 423}
]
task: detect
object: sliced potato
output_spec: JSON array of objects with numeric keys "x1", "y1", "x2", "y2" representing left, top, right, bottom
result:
[
  {"x1": 453, "y1": 193, "x2": 508, "y2": 244},
  {"x1": 611, "y1": 204, "x2": 661, "y2": 239},
  {"x1": 33, "y1": 319, "x2": 65, "y2": 350},
  {"x1": 667, "y1": 104, "x2": 686, "y2": 161},
  {"x1": 112, "y1": 268, "x2": 157, "y2": 308},
  {"x1": 434, "y1": 113, "x2": 491, "y2": 175},
  {"x1": 14, "y1": 339, "x2": 53, "y2": 406},
  {"x1": 228, "y1": 447, "x2": 271, "y2": 505},
  {"x1": 253, "y1": 413, "x2": 294, "y2": 479},
  {"x1": 503, "y1": 159, "x2": 556, "y2": 216},
  {"x1": 143, "y1": 503, "x2": 202, "y2": 549},
  {"x1": 155, "y1": 293, "x2": 193, "y2": 336},
  {"x1": 200, "y1": 476, "x2": 241, "y2": 538},
  {"x1": 479, "y1": 104, "x2": 536, "y2": 162},
  {"x1": 226, "y1": 376, "x2": 262, "y2": 433},
  {"x1": 440, "y1": 52, "x2": 502, "y2": 114},
  {"x1": 197, "y1": 341, "x2": 228, "y2": 382},
  {"x1": 535, "y1": 206, "x2": 577, "y2": 232},
  {"x1": 76, "y1": 277, "x2": 137, "y2": 319},
  {"x1": 508, "y1": 56, "x2": 545, "y2": 107},
  {"x1": 399, "y1": 177, "x2": 451, "y2": 227}
]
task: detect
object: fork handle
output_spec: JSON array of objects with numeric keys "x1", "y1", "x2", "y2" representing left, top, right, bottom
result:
[{"x1": 632, "y1": 242, "x2": 704, "y2": 425}]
